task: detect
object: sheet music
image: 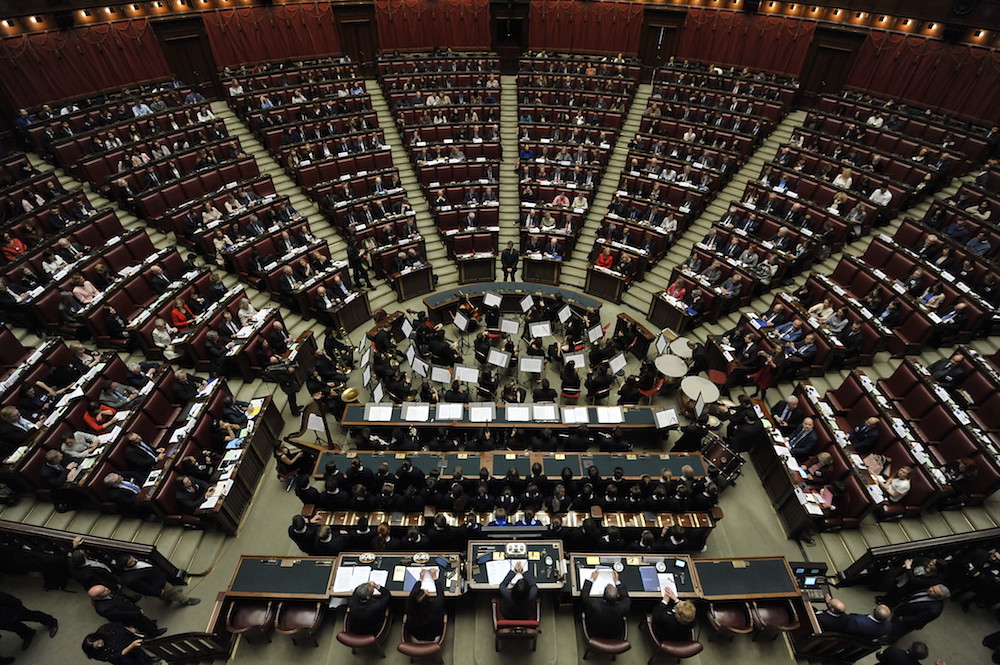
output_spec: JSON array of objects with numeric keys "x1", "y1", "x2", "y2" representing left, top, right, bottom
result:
[
  {"x1": 483, "y1": 292, "x2": 502, "y2": 308},
  {"x1": 454, "y1": 365, "x2": 479, "y2": 382},
  {"x1": 372, "y1": 384, "x2": 384, "y2": 404},
  {"x1": 506, "y1": 405, "x2": 531, "y2": 421},
  {"x1": 654, "y1": 409, "x2": 679, "y2": 428},
  {"x1": 562, "y1": 407, "x2": 590, "y2": 424},
  {"x1": 402, "y1": 404, "x2": 430, "y2": 422},
  {"x1": 412, "y1": 357, "x2": 428, "y2": 377},
  {"x1": 564, "y1": 352, "x2": 585, "y2": 369},
  {"x1": 655, "y1": 335, "x2": 668, "y2": 354},
  {"x1": 588, "y1": 324, "x2": 604, "y2": 343},
  {"x1": 400, "y1": 318, "x2": 413, "y2": 338},
  {"x1": 406, "y1": 345, "x2": 416, "y2": 364},
  {"x1": 533, "y1": 404, "x2": 559, "y2": 421},
  {"x1": 529, "y1": 321, "x2": 551, "y2": 338},
  {"x1": 362, "y1": 366, "x2": 372, "y2": 386},
  {"x1": 453, "y1": 311, "x2": 470, "y2": 331},
  {"x1": 488, "y1": 349, "x2": 510, "y2": 368},
  {"x1": 596, "y1": 407, "x2": 624, "y2": 424},
  {"x1": 609, "y1": 353, "x2": 627, "y2": 375},
  {"x1": 470, "y1": 406, "x2": 494, "y2": 422},
  {"x1": 520, "y1": 295, "x2": 534, "y2": 313},
  {"x1": 368, "y1": 405, "x2": 393, "y2": 421},
  {"x1": 519, "y1": 357, "x2": 543, "y2": 373},
  {"x1": 431, "y1": 366, "x2": 452, "y2": 383},
  {"x1": 436, "y1": 403, "x2": 464, "y2": 420},
  {"x1": 558, "y1": 305, "x2": 573, "y2": 323},
  {"x1": 499, "y1": 318, "x2": 519, "y2": 334}
]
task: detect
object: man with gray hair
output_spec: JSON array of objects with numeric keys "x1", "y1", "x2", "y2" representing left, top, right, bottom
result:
[{"x1": 346, "y1": 580, "x2": 391, "y2": 635}]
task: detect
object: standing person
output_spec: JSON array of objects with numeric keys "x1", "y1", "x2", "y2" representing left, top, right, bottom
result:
[
  {"x1": 82, "y1": 622, "x2": 160, "y2": 665},
  {"x1": 0, "y1": 591, "x2": 57, "y2": 656},
  {"x1": 117, "y1": 555, "x2": 200, "y2": 606},
  {"x1": 501, "y1": 241, "x2": 520, "y2": 281},
  {"x1": 347, "y1": 240, "x2": 374, "y2": 289}
]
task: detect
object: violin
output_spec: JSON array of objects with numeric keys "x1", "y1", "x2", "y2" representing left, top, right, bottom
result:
[{"x1": 454, "y1": 291, "x2": 482, "y2": 321}]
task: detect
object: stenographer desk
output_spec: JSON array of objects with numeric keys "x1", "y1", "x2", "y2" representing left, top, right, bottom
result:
[
  {"x1": 466, "y1": 540, "x2": 565, "y2": 590},
  {"x1": 568, "y1": 554, "x2": 799, "y2": 600},
  {"x1": 312, "y1": 451, "x2": 707, "y2": 482},
  {"x1": 332, "y1": 552, "x2": 463, "y2": 598},
  {"x1": 226, "y1": 555, "x2": 337, "y2": 600}
]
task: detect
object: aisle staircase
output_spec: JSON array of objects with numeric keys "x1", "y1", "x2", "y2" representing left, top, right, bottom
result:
[
  {"x1": 559, "y1": 83, "x2": 653, "y2": 289},
  {"x1": 498, "y1": 75, "x2": 522, "y2": 251},
  {"x1": 366, "y1": 79, "x2": 460, "y2": 297}
]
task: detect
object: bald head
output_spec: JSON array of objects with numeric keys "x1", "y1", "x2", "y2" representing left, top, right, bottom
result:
[
  {"x1": 88, "y1": 585, "x2": 111, "y2": 600},
  {"x1": 873, "y1": 604, "x2": 891, "y2": 621}
]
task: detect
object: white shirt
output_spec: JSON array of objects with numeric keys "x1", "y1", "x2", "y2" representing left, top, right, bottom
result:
[{"x1": 869, "y1": 188, "x2": 892, "y2": 206}]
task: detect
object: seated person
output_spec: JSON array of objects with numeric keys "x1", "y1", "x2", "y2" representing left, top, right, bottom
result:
[
  {"x1": 403, "y1": 568, "x2": 446, "y2": 641},
  {"x1": 347, "y1": 581, "x2": 392, "y2": 635},
  {"x1": 651, "y1": 587, "x2": 697, "y2": 642},
  {"x1": 499, "y1": 561, "x2": 538, "y2": 619},
  {"x1": 581, "y1": 569, "x2": 630, "y2": 639}
]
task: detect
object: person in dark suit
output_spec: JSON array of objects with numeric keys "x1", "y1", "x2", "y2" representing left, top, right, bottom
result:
[
  {"x1": 403, "y1": 568, "x2": 446, "y2": 641},
  {"x1": 175, "y1": 475, "x2": 211, "y2": 514},
  {"x1": 771, "y1": 396, "x2": 804, "y2": 435},
  {"x1": 347, "y1": 581, "x2": 392, "y2": 635},
  {"x1": 40, "y1": 450, "x2": 78, "y2": 489},
  {"x1": 650, "y1": 587, "x2": 697, "y2": 642},
  {"x1": 581, "y1": 569, "x2": 630, "y2": 639},
  {"x1": 815, "y1": 594, "x2": 848, "y2": 633},
  {"x1": 0, "y1": 591, "x2": 58, "y2": 653},
  {"x1": 788, "y1": 418, "x2": 819, "y2": 462},
  {"x1": 0, "y1": 405, "x2": 38, "y2": 452},
  {"x1": 876, "y1": 642, "x2": 929, "y2": 665},
  {"x1": 888, "y1": 585, "x2": 948, "y2": 642},
  {"x1": 927, "y1": 353, "x2": 967, "y2": 389},
  {"x1": 848, "y1": 417, "x2": 881, "y2": 455},
  {"x1": 727, "y1": 412, "x2": 765, "y2": 453},
  {"x1": 148, "y1": 266, "x2": 172, "y2": 295},
  {"x1": 288, "y1": 514, "x2": 320, "y2": 554},
  {"x1": 88, "y1": 585, "x2": 165, "y2": 637},
  {"x1": 124, "y1": 434, "x2": 164, "y2": 478},
  {"x1": 841, "y1": 602, "x2": 892, "y2": 640},
  {"x1": 501, "y1": 241, "x2": 519, "y2": 281},
  {"x1": 117, "y1": 554, "x2": 200, "y2": 606},
  {"x1": 103, "y1": 472, "x2": 149, "y2": 518},
  {"x1": 929, "y1": 303, "x2": 968, "y2": 346},
  {"x1": 499, "y1": 562, "x2": 538, "y2": 619},
  {"x1": 672, "y1": 417, "x2": 708, "y2": 453}
]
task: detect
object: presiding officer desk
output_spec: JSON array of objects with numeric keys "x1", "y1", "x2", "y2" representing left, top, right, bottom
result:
[{"x1": 421, "y1": 281, "x2": 602, "y2": 324}]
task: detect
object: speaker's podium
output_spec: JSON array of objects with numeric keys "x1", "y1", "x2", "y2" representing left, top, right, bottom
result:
[
  {"x1": 457, "y1": 253, "x2": 496, "y2": 284},
  {"x1": 391, "y1": 264, "x2": 434, "y2": 301},
  {"x1": 585, "y1": 265, "x2": 627, "y2": 304},
  {"x1": 522, "y1": 255, "x2": 561, "y2": 285}
]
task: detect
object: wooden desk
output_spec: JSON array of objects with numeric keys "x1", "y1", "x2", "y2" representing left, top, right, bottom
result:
[
  {"x1": 422, "y1": 282, "x2": 601, "y2": 325},
  {"x1": 585, "y1": 266, "x2": 627, "y2": 304},
  {"x1": 329, "y1": 291, "x2": 372, "y2": 333},
  {"x1": 457, "y1": 255, "x2": 496, "y2": 284},
  {"x1": 227, "y1": 555, "x2": 336, "y2": 599},
  {"x1": 693, "y1": 557, "x2": 800, "y2": 600},
  {"x1": 392, "y1": 264, "x2": 434, "y2": 301},
  {"x1": 648, "y1": 291, "x2": 694, "y2": 334},
  {"x1": 332, "y1": 552, "x2": 463, "y2": 597},
  {"x1": 466, "y1": 540, "x2": 565, "y2": 590},
  {"x1": 521, "y1": 256, "x2": 561, "y2": 285},
  {"x1": 568, "y1": 553, "x2": 699, "y2": 599},
  {"x1": 367, "y1": 310, "x2": 407, "y2": 344},
  {"x1": 312, "y1": 450, "x2": 708, "y2": 481},
  {"x1": 615, "y1": 313, "x2": 654, "y2": 360}
]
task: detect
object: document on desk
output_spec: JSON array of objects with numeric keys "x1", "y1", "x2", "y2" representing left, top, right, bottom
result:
[
  {"x1": 436, "y1": 403, "x2": 464, "y2": 420},
  {"x1": 402, "y1": 567, "x2": 439, "y2": 593},
  {"x1": 578, "y1": 568, "x2": 617, "y2": 596},
  {"x1": 596, "y1": 407, "x2": 624, "y2": 424},
  {"x1": 470, "y1": 406, "x2": 495, "y2": 422},
  {"x1": 402, "y1": 403, "x2": 430, "y2": 422},
  {"x1": 333, "y1": 566, "x2": 373, "y2": 593},
  {"x1": 654, "y1": 409, "x2": 679, "y2": 428},
  {"x1": 562, "y1": 407, "x2": 590, "y2": 424},
  {"x1": 486, "y1": 559, "x2": 528, "y2": 586},
  {"x1": 366, "y1": 405, "x2": 394, "y2": 422},
  {"x1": 533, "y1": 404, "x2": 559, "y2": 421}
]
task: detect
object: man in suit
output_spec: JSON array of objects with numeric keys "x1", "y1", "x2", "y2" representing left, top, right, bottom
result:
[
  {"x1": 501, "y1": 241, "x2": 519, "y2": 281},
  {"x1": 759, "y1": 303, "x2": 789, "y2": 327},
  {"x1": 777, "y1": 333, "x2": 817, "y2": 381},
  {"x1": 841, "y1": 602, "x2": 893, "y2": 640},
  {"x1": 815, "y1": 594, "x2": 848, "y2": 633},
  {"x1": 40, "y1": 450, "x2": 79, "y2": 489},
  {"x1": 98, "y1": 380, "x2": 140, "y2": 410},
  {"x1": 727, "y1": 411, "x2": 765, "y2": 453},
  {"x1": 499, "y1": 561, "x2": 538, "y2": 619},
  {"x1": 172, "y1": 371, "x2": 205, "y2": 405},
  {"x1": 876, "y1": 642, "x2": 928, "y2": 665},
  {"x1": 581, "y1": 569, "x2": 630, "y2": 640},
  {"x1": 124, "y1": 433, "x2": 164, "y2": 478},
  {"x1": 103, "y1": 472, "x2": 149, "y2": 518},
  {"x1": 0, "y1": 591, "x2": 58, "y2": 654},
  {"x1": 330, "y1": 274, "x2": 353, "y2": 300},
  {"x1": 771, "y1": 396, "x2": 804, "y2": 436},
  {"x1": 848, "y1": 417, "x2": 881, "y2": 455},
  {"x1": 148, "y1": 265, "x2": 172, "y2": 295},
  {"x1": 176, "y1": 475, "x2": 211, "y2": 514},
  {"x1": 788, "y1": 418, "x2": 818, "y2": 462},
  {"x1": 929, "y1": 303, "x2": 969, "y2": 346},
  {"x1": 927, "y1": 353, "x2": 967, "y2": 389},
  {"x1": 888, "y1": 585, "x2": 949, "y2": 642},
  {"x1": 0, "y1": 406, "x2": 38, "y2": 454},
  {"x1": 118, "y1": 554, "x2": 200, "y2": 606},
  {"x1": 88, "y1": 585, "x2": 166, "y2": 636},
  {"x1": 347, "y1": 581, "x2": 392, "y2": 635}
]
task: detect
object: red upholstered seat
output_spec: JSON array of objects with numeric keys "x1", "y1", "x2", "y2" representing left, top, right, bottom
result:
[
  {"x1": 643, "y1": 614, "x2": 703, "y2": 663},
  {"x1": 491, "y1": 597, "x2": 541, "y2": 651},
  {"x1": 336, "y1": 607, "x2": 392, "y2": 656},
  {"x1": 581, "y1": 611, "x2": 630, "y2": 659},
  {"x1": 397, "y1": 614, "x2": 447, "y2": 662}
]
